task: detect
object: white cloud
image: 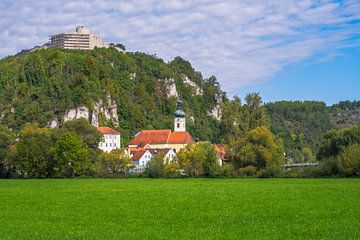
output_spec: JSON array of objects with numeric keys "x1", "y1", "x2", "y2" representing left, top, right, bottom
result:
[{"x1": 0, "y1": 0, "x2": 359, "y2": 93}]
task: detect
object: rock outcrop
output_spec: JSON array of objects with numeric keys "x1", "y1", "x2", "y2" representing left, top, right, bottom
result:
[
  {"x1": 48, "y1": 95, "x2": 119, "y2": 128},
  {"x1": 182, "y1": 74, "x2": 203, "y2": 95},
  {"x1": 164, "y1": 78, "x2": 179, "y2": 98}
]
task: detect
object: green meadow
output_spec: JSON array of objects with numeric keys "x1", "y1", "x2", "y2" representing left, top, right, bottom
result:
[{"x1": 0, "y1": 179, "x2": 359, "y2": 239}]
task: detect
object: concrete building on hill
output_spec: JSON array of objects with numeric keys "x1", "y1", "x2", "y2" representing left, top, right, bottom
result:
[{"x1": 50, "y1": 26, "x2": 108, "y2": 50}]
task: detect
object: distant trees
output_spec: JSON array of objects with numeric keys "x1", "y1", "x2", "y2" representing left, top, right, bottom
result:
[
  {"x1": 228, "y1": 126, "x2": 284, "y2": 172},
  {"x1": 265, "y1": 101, "x2": 332, "y2": 163},
  {"x1": 9, "y1": 124, "x2": 53, "y2": 178},
  {"x1": 177, "y1": 142, "x2": 220, "y2": 177},
  {"x1": 341, "y1": 144, "x2": 360, "y2": 176},
  {"x1": 96, "y1": 149, "x2": 131, "y2": 177},
  {"x1": 1, "y1": 119, "x2": 107, "y2": 178},
  {"x1": 220, "y1": 93, "x2": 269, "y2": 144},
  {"x1": 0, "y1": 126, "x2": 14, "y2": 177},
  {"x1": 53, "y1": 132, "x2": 89, "y2": 177},
  {"x1": 145, "y1": 152, "x2": 165, "y2": 178}
]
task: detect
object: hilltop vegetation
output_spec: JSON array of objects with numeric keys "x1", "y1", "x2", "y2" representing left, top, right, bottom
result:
[{"x1": 0, "y1": 48, "x2": 223, "y2": 144}]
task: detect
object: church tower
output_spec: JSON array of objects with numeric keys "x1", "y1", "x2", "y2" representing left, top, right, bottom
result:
[{"x1": 174, "y1": 101, "x2": 186, "y2": 132}]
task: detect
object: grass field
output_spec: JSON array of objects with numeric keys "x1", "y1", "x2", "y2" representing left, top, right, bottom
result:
[{"x1": 0, "y1": 179, "x2": 360, "y2": 240}]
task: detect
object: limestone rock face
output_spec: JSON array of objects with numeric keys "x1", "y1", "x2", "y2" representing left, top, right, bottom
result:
[
  {"x1": 181, "y1": 74, "x2": 203, "y2": 95},
  {"x1": 209, "y1": 104, "x2": 222, "y2": 121},
  {"x1": 48, "y1": 95, "x2": 119, "y2": 128},
  {"x1": 208, "y1": 93, "x2": 222, "y2": 121},
  {"x1": 164, "y1": 78, "x2": 179, "y2": 98}
]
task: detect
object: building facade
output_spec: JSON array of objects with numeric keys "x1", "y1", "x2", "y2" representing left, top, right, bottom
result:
[
  {"x1": 50, "y1": 26, "x2": 108, "y2": 50},
  {"x1": 97, "y1": 127, "x2": 121, "y2": 152}
]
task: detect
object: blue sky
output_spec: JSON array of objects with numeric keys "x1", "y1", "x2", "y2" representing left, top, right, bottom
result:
[{"x1": 0, "y1": 0, "x2": 359, "y2": 105}]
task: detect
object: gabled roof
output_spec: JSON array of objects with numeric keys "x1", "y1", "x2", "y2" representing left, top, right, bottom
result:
[
  {"x1": 129, "y1": 129, "x2": 193, "y2": 146},
  {"x1": 131, "y1": 149, "x2": 150, "y2": 161},
  {"x1": 96, "y1": 127, "x2": 120, "y2": 135},
  {"x1": 168, "y1": 132, "x2": 193, "y2": 144}
]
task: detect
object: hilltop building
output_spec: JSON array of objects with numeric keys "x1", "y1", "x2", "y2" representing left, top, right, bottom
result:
[
  {"x1": 97, "y1": 127, "x2": 121, "y2": 152},
  {"x1": 16, "y1": 26, "x2": 124, "y2": 56},
  {"x1": 50, "y1": 26, "x2": 108, "y2": 50}
]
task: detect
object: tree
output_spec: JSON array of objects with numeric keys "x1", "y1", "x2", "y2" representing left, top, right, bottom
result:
[
  {"x1": 0, "y1": 126, "x2": 14, "y2": 177},
  {"x1": 145, "y1": 152, "x2": 164, "y2": 178},
  {"x1": 317, "y1": 125, "x2": 360, "y2": 161},
  {"x1": 53, "y1": 131, "x2": 89, "y2": 177},
  {"x1": 177, "y1": 142, "x2": 220, "y2": 177},
  {"x1": 96, "y1": 149, "x2": 131, "y2": 177},
  {"x1": 340, "y1": 144, "x2": 360, "y2": 176},
  {"x1": 10, "y1": 123, "x2": 54, "y2": 178},
  {"x1": 61, "y1": 118, "x2": 102, "y2": 149},
  {"x1": 230, "y1": 126, "x2": 284, "y2": 170}
]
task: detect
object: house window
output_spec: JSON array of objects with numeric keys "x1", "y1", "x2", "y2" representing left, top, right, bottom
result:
[
  {"x1": 177, "y1": 123, "x2": 180, "y2": 128},
  {"x1": 106, "y1": 143, "x2": 108, "y2": 147},
  {"x1": 100, "y1": 143, "x2": 103, "y2": 147}
]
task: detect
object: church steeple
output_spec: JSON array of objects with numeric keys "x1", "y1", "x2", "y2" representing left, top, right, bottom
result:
[{"x1": 174, "y1": 101, "x2": 186, "y2": 132}]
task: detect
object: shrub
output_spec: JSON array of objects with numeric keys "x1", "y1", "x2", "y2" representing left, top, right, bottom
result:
[
  {"x1": 257, "y1": 165, "x2": 283, "y2": 178},
  {"x1": 340, "y1": 144, "x2": 360, "y2": 176},
  {"x1": 145, "y1": 153, "x2": 164, "y2": 178},
  {"x1": 238, "y1": 166, "x2": 257, "y2": 176},
  {"x1": 163, "y1": 162, "x2": 181, "y2": 177},
  {"x1": 221, "y1": 163, "x2": 235, "y2": 177},
  {"x1": 318, "y1": 157, "x2": 342, "y2": 177}
]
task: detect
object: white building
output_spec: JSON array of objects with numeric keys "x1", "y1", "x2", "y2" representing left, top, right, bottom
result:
[
  {"x1": 97, "y1": 127, "x2": 121, "y2": 152},
  {"x1": 131, "y1": 148, "x2": 176, "y2": 168},
  {"x1": 50, "y1": 26, "x2": 108, "y2": 50}
]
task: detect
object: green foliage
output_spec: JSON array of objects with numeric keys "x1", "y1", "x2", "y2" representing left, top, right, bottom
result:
[
  {"x1": 229, "y1": 126, "x2": 284, "y2": 170},
  {"x1": 163, "y1": 162, "x2": 181, "y2": 177},
  {"x1": 53, "y1": 131, "x2": 89, "y2": 177},
  {"x1": 331, "y1": 100, "x2": 360, "y2": 127},
  {"x1": 317, "y1": 125, "x2": 360, "y2": 161},
  {"x1": 238, "y1": 166, "x2": 257, "y2": 176},
  {"x1": 60, "y1": 118, "x2": 102, "y2": 149},
  {"x1": 145, "y1": 153, "x2": 165, "y2": 178},
  {"x1": 220, "y1": 93, "x2": 269, "y2": 143},
  {"x1": 265, "y1": 101, "x2": 332, "y2": 163},
  {"x1": 0, "y1": 48, "x2": 224, "y2": 144},
  {"x1": 9, "y1": 123, "x2": 53, "y2": 178},
  {"x1": 177, "y1": 142, "x2": 220, "y2": 177},
  {"x1": 96, "y1": 149, "x2": 131, "y2": 177},
  {"x1": 0, "y1": 126, "x2": 14, "y2": 177},
  {"x1": 340, "y1": 144, "x2": 360, "y2": 176}
]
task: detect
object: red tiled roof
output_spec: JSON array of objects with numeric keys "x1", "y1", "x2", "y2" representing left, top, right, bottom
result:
[
  {"x1": 129, "y1": 130, "x2": 171, "y2": 145},
  {"x1": 129, "y1": 129, "x2": 193, "y2": 146},
  {"x1": 131, "y1": 149, "x2": 149, "y2": 161},
  {"x1": 213, "y1": 144, "x2": 226, "y2": 160},
  {"x1": 96, "y1": 127, "x2": 120, "y2": 135},
  {"x1": 168, "y1": 132, "x2": 193, "y2": 144}
]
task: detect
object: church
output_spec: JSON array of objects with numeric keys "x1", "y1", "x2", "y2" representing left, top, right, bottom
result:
[{"x1": 128, "y1": 101, "x2": 193, "y2": 153}]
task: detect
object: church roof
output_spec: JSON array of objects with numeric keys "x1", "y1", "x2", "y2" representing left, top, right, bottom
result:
[
  {"x1": 174, "y1": 101, "x2": 185, "y2": 117},
  {"x1": 129, "y1": 129, "x2": 193, "y2": 146}
]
